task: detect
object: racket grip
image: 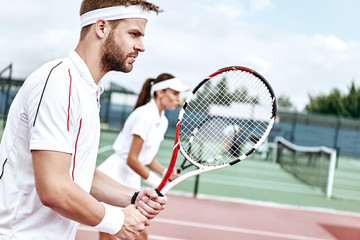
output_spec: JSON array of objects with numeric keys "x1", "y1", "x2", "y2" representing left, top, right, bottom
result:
[{"x1": 155, "y1": 188, "x2": 164, "y2": 197}]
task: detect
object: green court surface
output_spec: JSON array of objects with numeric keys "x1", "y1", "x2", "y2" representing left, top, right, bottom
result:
[{"x1": 98, "y1": 130, "x2": 360, "y2": 214}]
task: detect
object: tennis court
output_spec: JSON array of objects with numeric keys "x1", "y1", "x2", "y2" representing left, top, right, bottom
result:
[
  {"x1": 1, "y1": 122, "x2": 359, "y2": 239},
  {"x1": 97, "y1": 130, "x2": 360, "y2": 213},
  {"x1": 77, "y1": 195, "x2": 360, "y2": 240},
  {"x1": 74, "y1": 129, "x2": 360, "y2": 239}
]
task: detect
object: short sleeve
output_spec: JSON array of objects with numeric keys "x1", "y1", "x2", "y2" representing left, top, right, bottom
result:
[
  {"x1": 130, "y1": 110, "x2": 153, "y2": 142},
  {"x1": 28, "y1": 64, "x2": 78, "y2": 154}
]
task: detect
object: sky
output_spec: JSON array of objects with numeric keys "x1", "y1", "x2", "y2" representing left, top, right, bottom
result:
[{"x1": 1, "y1": 0, "x2": 359, "y2": 111}]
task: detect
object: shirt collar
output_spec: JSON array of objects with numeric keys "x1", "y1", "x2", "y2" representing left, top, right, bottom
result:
[{"x1": 68, "y1": 50, "x2": 103, "y2": 95}]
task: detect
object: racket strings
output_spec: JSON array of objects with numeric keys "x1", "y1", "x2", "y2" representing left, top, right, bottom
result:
[
  {"x1": 180, "y1": 69, "x2": 274, "y2": 167},
  {"x1": 187, "y1": 118, "x2": 238, "y2": 166},
  {"x1": 213, "y1": 69, "x2": 273, "y2": 131}
]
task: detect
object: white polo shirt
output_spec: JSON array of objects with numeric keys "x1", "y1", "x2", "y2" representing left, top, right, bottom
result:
[
  {"x1": 0, "y1": 51, "x2": 102, "y2": 239},
  {"x1": 98, "y1": 99, "x2": 168, "y2": 190}
]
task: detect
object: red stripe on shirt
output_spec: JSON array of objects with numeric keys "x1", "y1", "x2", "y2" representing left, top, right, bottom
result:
[
  {"x1": 72, "y1": 118, "x2": 82, "y2": 181},
  {"x1": 67, "y1": 69, "x2": 72, "y2": 131}
]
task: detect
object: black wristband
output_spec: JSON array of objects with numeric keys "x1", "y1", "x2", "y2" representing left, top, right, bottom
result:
[{"x1": 131, "y1": 191, "x2": 140, "y2": 204}]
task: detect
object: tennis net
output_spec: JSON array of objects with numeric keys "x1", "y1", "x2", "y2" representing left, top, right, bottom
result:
[{"x1": 273, "y1": 137, "x2": 336, "y2": 198}]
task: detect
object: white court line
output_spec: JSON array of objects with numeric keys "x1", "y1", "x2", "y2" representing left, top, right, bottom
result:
[
  {"x1": 98, "y1": 145, "x2": 113, "y2": 154},
  {"x1": 149, "y1": 235, "x2": 186, "y2": 240},
  {"x1": 77, "y1": 225, "x2": 186, "y2": 240},
  {"x1": 153, "y1": 218, "x2": 329, "y2": 240}
]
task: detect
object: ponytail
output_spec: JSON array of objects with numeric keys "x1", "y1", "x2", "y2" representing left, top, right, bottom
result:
[{"x1": 133, "y1": 78, "x2": 154, "y2": 110}]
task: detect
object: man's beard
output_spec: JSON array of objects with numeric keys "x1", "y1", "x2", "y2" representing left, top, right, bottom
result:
[{"x1": 101, "y1": 31, "x2": 135, "y2": 73}]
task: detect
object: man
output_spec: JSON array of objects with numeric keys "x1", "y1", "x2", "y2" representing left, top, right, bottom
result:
[{"x1": 0, "y1": 1, "x2": 166, "y2": 239}]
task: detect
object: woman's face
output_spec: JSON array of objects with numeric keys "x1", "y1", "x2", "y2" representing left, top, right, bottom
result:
[{"x1": 159, "y1": 88, "x2": 181, "y2": 111}]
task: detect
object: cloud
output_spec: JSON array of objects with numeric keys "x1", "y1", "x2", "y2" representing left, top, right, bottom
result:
[
  {"x1": 1, "y1": 0, "x2": 359, "y2": 112},
  {"x1": 105, "y1": 2, "x2": 360, "y2": 112},
  {"x1": 198, "y1": 0, "x2": 274, "y2": 19},
  {"x1": 250, "y1": 0, "x2": 275, "y2": 12},
  {"x1": 267, "y1": 32, "x2": 359, "y2": 110},
  {"x1": 0, "y1": 1, "x2": 44, "y2": 22},
  {"x1": 314, "y1": 34, "x2": 349, "y2": 51},
  {"x1": 244, "y1": 56, "x2": 271, "y2": 73},
  {"x1": 0, "y1": 0, "x2": 80, "y2": 76},
  {"x1": 204, "y1": 4, "x2": 246, "y2": 18}
]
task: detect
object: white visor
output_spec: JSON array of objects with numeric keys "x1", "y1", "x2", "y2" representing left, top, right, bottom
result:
[
  {"x1": 151, "y1": 78, "x2": 190, "y2": 94},
  {"x1": 80, "y1": 6, "x2": 152, "y2": 28}
]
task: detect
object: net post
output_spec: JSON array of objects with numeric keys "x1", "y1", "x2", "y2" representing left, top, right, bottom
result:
[
  {"x1": 326, "y1": 150, "x2": 337, "y2": 199},
  {"x1": 193, "y1": 175, "x2": 200, "y2": 197},
  {"x1": 272, "y1": 137, "x2": 280, "y2": 163}
]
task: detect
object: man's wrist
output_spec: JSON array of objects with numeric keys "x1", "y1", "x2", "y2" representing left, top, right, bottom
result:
[
  {"x1": 92, "y1": 203, "x2": 124, "y2": 235},
  {"x1": 131, "y1": 191, "x2": 140, "y2": 204}
]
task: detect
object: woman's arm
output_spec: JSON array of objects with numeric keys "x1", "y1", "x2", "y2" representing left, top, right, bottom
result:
[
  {"x1": 126, "y1": 134, "x2": 150, "y2": 179},
  {"x1": 147, "y1": 158, "x2": 180, "y2": 182},
  {"x1": 127, "y1": 134, "x2": 167, "y2": 188},
  {"x1": 147, "y1": 158, "x2": 166, "y2": 176}
]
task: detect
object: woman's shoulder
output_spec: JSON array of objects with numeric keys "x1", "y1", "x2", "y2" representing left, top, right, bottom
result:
[
  {"x1": 131, "y1": 103, "x2": 151, "y2": 116},
  {"x1": 128, "y1": 103, "x2": 156, "y2": 123}
]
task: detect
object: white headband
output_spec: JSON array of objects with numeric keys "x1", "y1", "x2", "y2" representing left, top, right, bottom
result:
[
  {"x1": 152, "y1": 78, "x2": 190, "y2": 94},
  {"x1": 80, "y1": 6, "x2": 152, "y2": 28}
]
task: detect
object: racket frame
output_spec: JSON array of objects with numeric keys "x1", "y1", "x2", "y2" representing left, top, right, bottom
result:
[{"x1": 156, "y1": 66, "x2": 277, "y2": 195}]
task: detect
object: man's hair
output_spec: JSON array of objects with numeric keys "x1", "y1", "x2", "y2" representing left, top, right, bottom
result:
[{"x1": 79, "y1": 0, "x2": 162, "y2": 39}]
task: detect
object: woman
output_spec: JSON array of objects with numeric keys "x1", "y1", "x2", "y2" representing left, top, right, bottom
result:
[{"x1": 98, "y1": 73, "x2": 189, "y2": 240}]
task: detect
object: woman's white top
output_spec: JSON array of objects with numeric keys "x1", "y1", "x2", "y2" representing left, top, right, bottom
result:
[{"x1": 98, "y1": 99, "x2": 168, "y2": 190}]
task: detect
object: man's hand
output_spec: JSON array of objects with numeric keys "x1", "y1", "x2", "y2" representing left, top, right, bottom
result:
[
  {"x1": 115, "y1": 205, "x2": 147, "y2": 240},
  {"x1": 134, "y1": 188, "x2": 167, "y2": 220}
]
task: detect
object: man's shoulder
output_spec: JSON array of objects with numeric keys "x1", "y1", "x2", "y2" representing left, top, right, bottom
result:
[
  {"x1": 21, "y1": 56, "x2": 78, "y2": 97},
  {"x1": 27, "y1": 57, "x2": 69, "y2": 81}
]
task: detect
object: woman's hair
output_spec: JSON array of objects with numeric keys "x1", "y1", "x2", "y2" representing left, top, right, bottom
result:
[
  {"x1": 79, "y1": 0, "x2": 162, "y2": 39},
  {"x1": 133, "y1": 73, "x2": 175, "y2": 110}
]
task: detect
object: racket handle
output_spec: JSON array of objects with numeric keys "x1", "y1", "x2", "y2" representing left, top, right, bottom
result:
[{"x1": 155, "y1": 188, "x2": 164, "y2": 197}]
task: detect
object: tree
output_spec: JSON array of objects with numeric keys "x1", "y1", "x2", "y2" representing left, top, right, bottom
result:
[
  {"x1": 187, "y1": 76, "x2": 261, "y2": 112},
  {"x1": 305, "y1": 81, "x2": 360, "y2": 118},
  {"x1": 187, "y1": 80, "x2": 214, "y2": 112},
  {"x1": 277, "y1": 95, "x2": 293, "y2": 109},
  {"x1": 343, "y1": 82, "x2": 360, "y2": 118},
  {"x1": 212, "y1": 77, "x2": 232, "y2": 106}
]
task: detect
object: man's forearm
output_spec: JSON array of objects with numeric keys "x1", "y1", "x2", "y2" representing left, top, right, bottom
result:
[
  {"x1": 91, "y1": 168, "x2": 136, "y2": 207},
  {"x1": 32, "y1": 150, "x2": 105, "y2": 227}
]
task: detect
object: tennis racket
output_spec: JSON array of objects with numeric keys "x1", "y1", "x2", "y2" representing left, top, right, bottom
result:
[{"x1": 155, "y1": 66, "x2": 277, "y2": 195}]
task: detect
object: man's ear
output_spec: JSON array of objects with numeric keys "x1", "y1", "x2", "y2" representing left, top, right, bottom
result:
[{"x1": 94, "y1": 18, "x2": 108, "y2": 39}]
